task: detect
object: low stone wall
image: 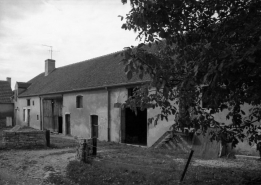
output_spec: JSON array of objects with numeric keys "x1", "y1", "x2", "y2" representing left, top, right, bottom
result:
[
  {"x1": 0, "y1": 119, "x2": 5, "y2": 129},
  {"x1": 2, "y1": 130, "x2": 46, "y2": 149}
]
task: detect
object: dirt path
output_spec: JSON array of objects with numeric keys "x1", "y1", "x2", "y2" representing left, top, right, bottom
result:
[
  {"x1": 0, "y1": 147, "x2": 116, "y2": 185},
  {"x1": 0, "y1": 168, "x2": 42, "y2": 185},
  {"x1": 0, "y1": 148, "x2": 76, "y2": 185}
]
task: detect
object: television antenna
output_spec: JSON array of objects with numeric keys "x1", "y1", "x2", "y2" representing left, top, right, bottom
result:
[{"x1": 42, "y1": 45, "x2": 59, "y2": 59}]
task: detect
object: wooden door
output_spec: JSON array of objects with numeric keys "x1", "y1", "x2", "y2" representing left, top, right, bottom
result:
[
  {"x1": 43, "y1": 100, "x2": 53, "y2": 131},
  {"x1": 27, "y1": 109, "x2": 30, "y2": 126},
  {"x1": 65, "y1": 114, "x2": 71, "y2": 135},
  {"x1": 91, "y1": 115, "x2": 98, "y2": 138},
  {"x1": 120, "y1": 109, "x2": 126, "y2": 143}
]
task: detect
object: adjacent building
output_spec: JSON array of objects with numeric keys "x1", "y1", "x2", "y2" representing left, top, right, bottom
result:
[{"x1": 0, "y1": 78, "x2": 14, "y2": 127}]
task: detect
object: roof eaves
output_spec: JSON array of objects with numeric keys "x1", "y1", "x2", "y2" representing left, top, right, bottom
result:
[
  {"x1": 0, "y1": 102, "x2": 13, "y2": 104},
  {"x1": 18, "y1": 80, "x2": 150, "y2": 98}
]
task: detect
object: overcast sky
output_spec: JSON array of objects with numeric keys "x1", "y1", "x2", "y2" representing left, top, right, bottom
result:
[{"x1": 0, "y1": 0, "x2": 139, "y2": 89}]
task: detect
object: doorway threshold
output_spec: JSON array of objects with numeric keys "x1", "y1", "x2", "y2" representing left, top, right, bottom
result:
[{"x1": 123, "y1": 143, "x2": 148, "y2": 148}]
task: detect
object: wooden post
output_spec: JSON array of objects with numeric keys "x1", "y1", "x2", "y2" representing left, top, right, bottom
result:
[
  {"x1": 82, "y1": 139, "x2": 87, "y2": 162},
  {"x1": 180, "y1": 150, "x2": 194, "y2": 182},
  {"x1": 92, "y1": 137, "x2": 97, "y2": 156},
  {"x1": 46, "y1": 130, "x2": 50, "y2": 147}
]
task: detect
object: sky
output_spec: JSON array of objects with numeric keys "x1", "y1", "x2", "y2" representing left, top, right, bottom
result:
[{"x1": 0, "y1": 0, "x2": 140, "y2": 89}]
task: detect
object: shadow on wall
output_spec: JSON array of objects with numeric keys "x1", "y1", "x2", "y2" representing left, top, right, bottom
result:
[{"x1": 192, "y1": 129, "x2": 220, "y2": 159}]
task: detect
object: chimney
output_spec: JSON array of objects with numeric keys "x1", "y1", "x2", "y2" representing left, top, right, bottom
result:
[
  {"x1": 6, "y1": 77, "x2": 11, "y2": 87},
  {"x1": 45, "y1": 59, "x2": 55, "y2": 76}
]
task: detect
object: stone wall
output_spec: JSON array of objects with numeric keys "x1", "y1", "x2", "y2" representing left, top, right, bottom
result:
[
  {"x1": 0, "y1": 119, "x2": 5, "y2": 129},
  {"x1": 2, "y1": 130, "x2": 46, "y2": 149}
]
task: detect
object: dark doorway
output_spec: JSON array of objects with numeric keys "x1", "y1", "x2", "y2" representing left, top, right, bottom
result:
[
  {"x1": 91, "y1": 115, "x2": 98, "y2": 138},
  {"x1": 124, "y1": 108, "x2": 147, "y2": 145},
  {"x1": 58, "y1": 116, "x2": 63, "y2": 133},
  {"x1": 65, "y1": 114, "x2": 71, "y2": 135}
]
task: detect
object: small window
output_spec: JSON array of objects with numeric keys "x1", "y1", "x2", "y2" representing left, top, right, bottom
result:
[
  {"x1": 27, "y1": 99, "x2": 30, "y2": 106},
  {"x1": 76, "y1": 95, "x2": 83, "y2": 108},
  {"x1": 32, "y1": 101, "x2": 34, "y2": 106},
  {"x1": 128, "y1": 88, "x2": 134, "y2": 97},
  {"x1": 128, "y1": 87, "x2": 138, "y2": 98},
  {"x1": 37, "y1": 115, "x2": 39, "y2": 120}
]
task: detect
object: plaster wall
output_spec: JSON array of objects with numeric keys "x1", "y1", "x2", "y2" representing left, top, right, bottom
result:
[
  {"x1": 16, "y1": 97, "x2": 41, "y2": 130},
  {"x1": 63, "y1": 90, "x2": 108, "y2": 141},
  {"x1": 109, "y1": 88, "x2": 128, "y2": 142},
  {"x1": 63, "y1": 87, "x2": 175, "y2": 147},
  {"x1": 212, "y1": 103, "x2": 261, "y2": 156},
  {"x1": 147, "y1": 107, "x2": 175, "y2": 147}
]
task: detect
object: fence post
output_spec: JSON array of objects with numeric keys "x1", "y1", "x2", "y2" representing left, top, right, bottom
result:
[
  {"x1": 46, "y1": 130, "x2": 50, "y2": 147},
  {"x1": 180, "y1": 150, "x2": 194, "y2": 182},
  {"x1": 92, "y1": 137, "x2": 97, "y2": 156},
  {"x1": 82, "y1": 139, "x2": 87, "y2": 162}
]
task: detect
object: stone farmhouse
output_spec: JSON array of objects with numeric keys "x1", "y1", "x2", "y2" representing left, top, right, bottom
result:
[
  {"x1": 13, "y1": 51, "x2": 260, "y2": 156},
  {"x1": 14, "y1": 52, "x2": 174, "y2": 147},
  {"x1": 0, "y1": 78, "x2": 13, "y2": 128}
]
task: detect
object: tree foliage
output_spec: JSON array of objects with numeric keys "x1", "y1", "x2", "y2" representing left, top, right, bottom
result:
[{"x1": 120, "y1": 0, "x2": 261, "y2": 147}]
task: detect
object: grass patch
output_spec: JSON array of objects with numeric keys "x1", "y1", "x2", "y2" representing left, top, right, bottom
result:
[
  {"x1": 44, "y1": 171, "x2": 76, "y2": 185},
  {"x1": 50, "y1": 136, "x2": 78, "y2": 149},
  {"x1": 66, "y1": 160, "x2": 178, "y2": 185},
  {"x1": 66, "y1": 160, "x2": 261, "y2": 185}
]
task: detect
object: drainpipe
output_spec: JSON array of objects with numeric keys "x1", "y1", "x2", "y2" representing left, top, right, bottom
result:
[
  {"x1": 107, "y1": 87, "x2": 111, "y2": 142},
  {"x1": 40, "y1": 97, "x2": 43, "y2": 130}
]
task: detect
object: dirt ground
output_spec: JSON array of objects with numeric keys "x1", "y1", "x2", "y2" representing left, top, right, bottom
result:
[
  {"x1": 0, "y1": 147, "x2": 76, "y2": 184},
  {"x1": 1, "y1": 130, "x2": 261, "y2": 184}
]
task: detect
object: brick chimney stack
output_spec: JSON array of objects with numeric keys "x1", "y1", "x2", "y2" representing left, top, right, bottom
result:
[
  {"x1": 6, "y1": 77, "x2": 11, "y2": 87},
  {"x1": 45, "y1": 59, "x2": 55, "y2": 76}
]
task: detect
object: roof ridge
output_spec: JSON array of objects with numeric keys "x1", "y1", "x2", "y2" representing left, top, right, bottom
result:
[{"x1": 58, "y1": 50, "x2": 123, "y2": 69}]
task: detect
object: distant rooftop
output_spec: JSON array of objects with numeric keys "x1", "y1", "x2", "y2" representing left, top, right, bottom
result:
[{"x1": 0, "y1": 80, "x2": 13, "y2": 103}]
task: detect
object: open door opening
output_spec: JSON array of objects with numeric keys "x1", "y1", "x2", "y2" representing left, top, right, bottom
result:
[
  {"x1": 58, "y1": 116, "x2": 63, "y2": 133},
  {"x1": 122, "y1": 107, "x2": 147, "y2": 146}
]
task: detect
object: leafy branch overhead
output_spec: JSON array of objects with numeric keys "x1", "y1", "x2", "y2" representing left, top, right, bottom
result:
[{"x1": 120, "y1": 0, "x2": 261, "y2": 147}]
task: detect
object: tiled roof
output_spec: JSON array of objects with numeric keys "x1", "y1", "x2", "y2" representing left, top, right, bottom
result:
[
  {"x1": 19, "y1": 51, "x2": 149, "y2": 97},
  {"x1": 0, "y1": 81, "x2": 12, "y2": 103}
]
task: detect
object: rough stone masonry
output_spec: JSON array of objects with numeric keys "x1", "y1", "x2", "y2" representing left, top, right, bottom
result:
[{"x1": 2, "y1": 129, "x2": 46, "y2": 149}]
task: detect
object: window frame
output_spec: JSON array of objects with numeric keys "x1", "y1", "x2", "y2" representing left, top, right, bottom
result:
[
  {"x1": 27, "y1": 99, "x2": 30, "y2": 106},
  {"x1": 76, "y1": 95, "x2": 83, "y2": 108}
]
